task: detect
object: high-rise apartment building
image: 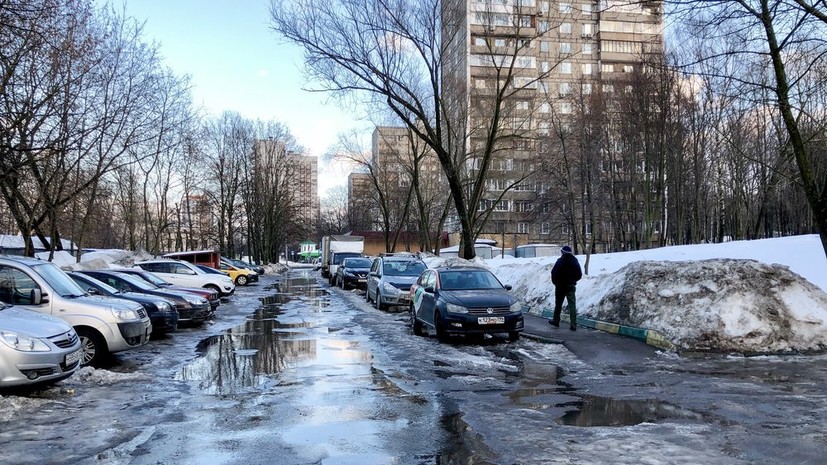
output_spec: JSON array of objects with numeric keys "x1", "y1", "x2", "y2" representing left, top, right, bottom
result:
[
  {"x1": 442, "y1": 0, "x2": 663, "y2": 249},
  {"x1": 253, "y1": 139, "x2": 320, "y2": 230}
]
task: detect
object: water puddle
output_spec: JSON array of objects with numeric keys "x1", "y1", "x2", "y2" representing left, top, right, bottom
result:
[
  {"x1": 177, "y1": 273, "x2": 359, "y2": 395},
  {"x1": 555, "y1": 395, "x2": 703, "y2": 426}
]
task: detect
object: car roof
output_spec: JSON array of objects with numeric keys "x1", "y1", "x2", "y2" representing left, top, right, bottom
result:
[
  {"x1": 433, "y1": 265, "x2": 489, "y2": 272},
  {"x1": 0, "y1": 255, "x2": 49, "y2": 265}
]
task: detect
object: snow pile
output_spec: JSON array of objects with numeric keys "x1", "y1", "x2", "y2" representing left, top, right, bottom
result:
[
  {"x1": 65, "y1": 366, "x2": 151, "y2": 385},
  {"x1": 487, "y1": 236, "x2": 827, "y2": 354},
  {"x1": 581, "y1": 259, "x2": 827, "y2": 353}
]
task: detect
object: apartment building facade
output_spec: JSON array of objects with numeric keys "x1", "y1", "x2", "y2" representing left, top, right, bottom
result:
[
  {"x1": 253, "y1": 139, "x2": 320, "y2": 230},
  {"x1": 443, "y1": 0, "x2": 664, "y2": 251}
]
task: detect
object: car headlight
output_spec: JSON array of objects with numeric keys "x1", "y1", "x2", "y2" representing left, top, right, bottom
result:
[
  {"x1": 382, "y1": 282, "x2": 400, "y2": 295},
  {"x1": 183, "y1": 295, "x2": 206, "y2": 305},
  {"x1": 157, "y1": 301, "x2": 173, "y2": 312},
  {"x1": 510, "y1": 301, "x2": 522, "y2": 313},
  {"x1": 0, "y1": 331, "x2": 51, "y2": 352},
  {"x1": 109, "y1": 306, "x2": 139, "y2": 321},
  {"x1": 344, "y1": 271, "x2": 355, "y2": 277},
  {"x1": 445, "y1": 303, "x2": 469, "y2": 314}
]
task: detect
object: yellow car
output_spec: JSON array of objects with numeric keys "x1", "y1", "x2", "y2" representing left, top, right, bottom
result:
[{"x1": 219, "y1": 262, "x2": 257, "y2": 286}]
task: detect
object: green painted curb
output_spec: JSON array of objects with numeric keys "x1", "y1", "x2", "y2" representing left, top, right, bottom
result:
[{"x1": 533, "y1": 307, "x2": 676, "y2": 352}]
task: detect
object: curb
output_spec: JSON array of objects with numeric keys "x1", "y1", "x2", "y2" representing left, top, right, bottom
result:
[
  {"x1": 529, "y1": 308, "x2": 677, "y2": 352},
  {"x1": 521, "y1": 332, "x2": 564, "y2": 344}
]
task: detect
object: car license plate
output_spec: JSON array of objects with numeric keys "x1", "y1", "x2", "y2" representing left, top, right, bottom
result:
[
  {"x1": 478, "y1": 317, "x2": 505, "y2": 325},
  {"x1": 358, "y1": 279, "x2": 366, "y2": 283},
  {"x1": 65, "y1": 349, "x2": 82, "y2": 365}
]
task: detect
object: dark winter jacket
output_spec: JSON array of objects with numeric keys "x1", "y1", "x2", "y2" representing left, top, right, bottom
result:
[{"x1": 551, "y1": 253, "x2": 582, "y2": 287}]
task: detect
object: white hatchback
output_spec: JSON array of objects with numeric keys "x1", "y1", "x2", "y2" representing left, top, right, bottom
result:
[{"x1": 134, "y1": 259, "x2": 235, "y2": 297}]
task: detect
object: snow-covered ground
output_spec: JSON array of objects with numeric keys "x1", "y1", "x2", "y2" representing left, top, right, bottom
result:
[
  {"x1": 429, "y1": 235, "x2": 827, "y2": 355},
  {"x1": 35, "y1": 234, "x2": 827, "y2": 354}
]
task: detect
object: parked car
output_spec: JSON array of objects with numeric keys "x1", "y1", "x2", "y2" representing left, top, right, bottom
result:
[
  {"x1": 0, "y1": 302, "x2": 82, "y2": 388},
  {"x1": 225, "y1": 257, "x2": 265, "y2": 275},
  {"x1": 134, "y1": 259, "x2": 235, "y2": 297},
  {"x1": 69, "y1": 272, "x2": 178, "y2": 335},
  {"x1": 0, "y1": 256, "x2": 152, "y2": 367},
  {"x1": 409, "y1": 265, "x2": 523, "y2": 342},
  {"x1": 334, "y1": 257, "x2": 372, "y2": 290},
  {"x1": 113, "y1": 268, "x2": 220, "y2": 312},
  {"x1": 77, "y1": 270, "x2": 211, "y2": 325},
  {"x1": 365, "y1": 255, "x2": 427, "y2": 310},
  {"x1": 218, "y1": 259, "x2": 258, "y2": 285}
]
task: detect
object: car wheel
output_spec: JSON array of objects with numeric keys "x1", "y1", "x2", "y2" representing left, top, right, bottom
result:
[
  {"x1": 374, "y1": 291, "x2": 387, "y2": 311},
  {"x1": 206, "y1": 284, "x2": 221, "y2": 295},
  {"x1": 508, "y1": 331, "x2": 520, "y2": 342},
  {"x1": 435, "y1": 311, "x2": 449, "y2": 342},
  {"x1": 236, "y1": 275, "x2": 248, "y2": 286},
  {"x1": 77, "y1": 328, "x2": 109, "y2": 367},
  {"x1": 365, "y1": 288, "x2": 371, "y2": 303},
  {"x1": 411, "y1": 305, "x2": 424, "y2": 336}
]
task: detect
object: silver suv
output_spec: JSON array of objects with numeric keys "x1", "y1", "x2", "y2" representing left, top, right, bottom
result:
[
  {"x1": 0, "y1": 256, "x2": 152, "y2": 366},
  {"x1": 365, "y1": 254, "x2": 427, "y2": 310}
]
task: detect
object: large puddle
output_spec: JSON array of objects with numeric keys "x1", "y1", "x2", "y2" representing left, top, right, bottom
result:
[{"x1": 177, "y1": 274, "x2": 356, "y2": 395}]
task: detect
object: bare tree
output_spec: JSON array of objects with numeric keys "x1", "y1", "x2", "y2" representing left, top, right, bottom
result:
[
  {"x1": 270, "y1": 0, "x2": 564, "y2": 258},
  {"x1": 672, "y1": 0, "x2": 827, "y2": 257}
]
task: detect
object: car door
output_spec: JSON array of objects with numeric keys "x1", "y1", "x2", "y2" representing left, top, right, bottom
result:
[
  {"x1": 367, "y1": 258, "x2": 380, "y2": 299},
  {"x1": 418, "y1": 271, "x2": 438, "y2": 327}
]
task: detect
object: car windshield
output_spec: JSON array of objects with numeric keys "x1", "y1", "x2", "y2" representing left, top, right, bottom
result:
[
  {"x1": 134, "y1": 271, "x2": 171, "y2": 286},
  {"x1": 113, "y1": 273, "x2": 158, "y2": 291},
  {"x1": 439, "y1": 270, "x2": 502, "y2": 290},
  {"x1": 383, "y1": 261, "x2": 426, "y2": 277},
  {"x1": 344, "y1": 258, "x2": 372, "y2": 268},
  {"x1": 73, "y1": 274, "x2": 119, "y2": 295},
  {"x1": 32, "y1": 263, "x2": 86, "y2": 297}
]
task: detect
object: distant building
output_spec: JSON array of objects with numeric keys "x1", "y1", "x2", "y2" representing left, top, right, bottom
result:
[
  {"x1": 253, "y1": 139, "x2": 320, "y2": 230},
  {"x1": 348, "y1": 172, "x2": 374, "y2": 231}
]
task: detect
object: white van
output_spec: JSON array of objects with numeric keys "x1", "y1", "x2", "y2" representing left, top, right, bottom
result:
[{"x1": 0, "y1": 256, "x2": 152, "y2": 366}]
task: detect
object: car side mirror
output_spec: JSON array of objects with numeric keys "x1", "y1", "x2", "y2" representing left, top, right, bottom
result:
[
  {"x1": 424, "y1": 286, "x2": 435, "y2": 293},
  {"x1": 87, "y1": 287, "x2": 100, "y2": 295},
  {"x1": 504, "y1": 284, "x2": 512, "y2": 291},
  {"x1": 30, "y1": 288, "x2": 44, "y2": 304},
  {"x1": 369, "y1": 272, "x2": 378, "y2": 277}
]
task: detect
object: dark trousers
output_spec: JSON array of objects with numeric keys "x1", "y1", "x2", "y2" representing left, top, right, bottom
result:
[{"x1": 552, "y1": 285, "x2": 577, "y2": 327}]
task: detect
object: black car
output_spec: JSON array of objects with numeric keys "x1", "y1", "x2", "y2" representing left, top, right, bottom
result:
[
  {"x1": 69, "y1": 272, "x2": 179, "y2": 335},
  {"x1": 334, "y1": 257, "x2": 372, "y2": 290},
  {"x1": 112, "y1": 268, "x2": 220, "y2": 312},
  {"x1": 225, "y1": 258, "x2": 265, "y2": 275},
  {"x1": 77, "y1": 270, "x2": 211, "y2": 325},
  {"x1": 409, "y1": 265, "x2": 523, "y2": 342}
]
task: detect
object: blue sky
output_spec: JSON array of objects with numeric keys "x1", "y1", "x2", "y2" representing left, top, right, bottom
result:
[{"x1": 122, "y1": 0, "x2": 359, "y2": 193}]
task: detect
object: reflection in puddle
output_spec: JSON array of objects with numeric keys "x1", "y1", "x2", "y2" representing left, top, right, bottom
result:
[
  {"x1": 178, "y1": 274, "x2": 359, "y2": 395},
  {"x1": 555, "y1": 395, "x2": 703, "y2": 427}
]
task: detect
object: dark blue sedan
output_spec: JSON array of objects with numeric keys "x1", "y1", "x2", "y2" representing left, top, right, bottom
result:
[{"x1": 410, "y1": 266, "x2": 523, "y2": 342}]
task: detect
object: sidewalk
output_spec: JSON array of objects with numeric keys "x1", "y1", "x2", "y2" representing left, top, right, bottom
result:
[{"x1": 521, "y1": 309, "x2": 676, "y2": 352}]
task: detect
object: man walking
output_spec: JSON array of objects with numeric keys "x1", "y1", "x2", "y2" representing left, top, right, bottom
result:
[{"x1": 549, "y1": 245, "x2": 583, "y2": 331}]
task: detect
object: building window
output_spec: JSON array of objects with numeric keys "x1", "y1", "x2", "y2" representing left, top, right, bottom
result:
[
  {"x1": 601, "y1": 64, "x2": 615, "y2": 73},
  {"x1": 494, "y1": 200, "x2": 511, "y2": 212},
  {"x1": 495, "y1": 38, "x2": 507, "y2": 47},
  {"x1": 582, "y1": 63, "x2": 592, "y2": 74},
  {"x1": 540, "y1": 41, "x2": 550, "y2": 53},
  {"x1": 624, "y1": 65, "x2": 634, "y2": 73},
  {"x1": 474, "y1": 37, "x2": 487, "y2": 46},
  {"x1": 582, "y1": 82, "x2": 592, "y2": 94},
  {"x1": 538, "y1": 20, "x2": 549, "y2": 33},
  {"x1": 560, "y1": 22, "x2": 572, "y2": 34},
  {"x1": 541, "y1": 61, "x2": 550, "y2": 73},
  {"x1": 541, "y1": 222, "x2": 550, "y2": 234},
  {"x1": 603, "y1": 84, "x2": 615, "y2": 93},
  {"x1": 560, "y1": 42, "x2": 572, "y2": 54},
  {"x1": 516, "y1": 100, "x2": 529, "y2": 110},
  {"x1": 475, "y1": 79, "x2": 486, "y2": 88},
  {"x1": 581, "y1": 3, "x2": 592, "y2": 16},
  {"x1": 540, "y1": 102, "x2": 551, "y2": 113},
  {"x1": 583, "y1": 43, "x2": 593, "y2": 54},
  {"x1": 582, "y1": 23, "x2": 594, "y2": 37},
  {"x1": 558, "y1": 82, "x2": 572, "y2": 96},
  {"x1": 559, "y1": 3, "x2": 572, "y2": 13},
  {"x1": 538, "y1": 121, "x2": 550, "y2": 135},
  {"x1": 517, "y1": 222, "x2": 530, "y2": 234},
  {"x1": 560, "y1": 102, "x2": 572, "y2": 114},
  {"x1": 561, "y1": 62, "x2": 572, "y2": 74}
]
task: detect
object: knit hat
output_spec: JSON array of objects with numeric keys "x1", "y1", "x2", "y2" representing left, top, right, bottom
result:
[{"x1": 561, "y1": 245, "x2": 573, "y2": 254}]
